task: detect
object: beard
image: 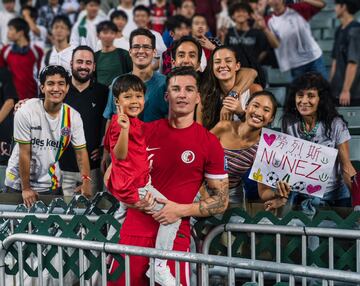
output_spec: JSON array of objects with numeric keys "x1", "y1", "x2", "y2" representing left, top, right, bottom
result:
[{"x1": 72, "y1": 68, "x2": 93, "y2": 83}]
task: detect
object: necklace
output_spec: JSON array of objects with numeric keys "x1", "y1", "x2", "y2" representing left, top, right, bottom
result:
[{"x1": 301, "y1": 120, "x2": 319, "y2": 140}]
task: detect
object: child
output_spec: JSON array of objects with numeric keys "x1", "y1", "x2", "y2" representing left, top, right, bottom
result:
[{"x1": 104, "y1": 74, "x2": 181, "y2": 286}]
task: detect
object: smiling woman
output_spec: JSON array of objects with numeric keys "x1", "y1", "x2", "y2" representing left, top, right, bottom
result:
[
  {"x1": 282, "y1": 72, "x2": 357, "y2": 212},
  {"x1": 200, "y1": 45, "x2": 264, "y2": 130},
  {"x1": 211, "y1": 90, "x2": 291, "y2": 210}
]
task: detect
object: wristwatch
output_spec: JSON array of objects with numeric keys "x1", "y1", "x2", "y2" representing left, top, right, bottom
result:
[{"x1": 227, "y1": 90, "x2": 239, "y2": 99}]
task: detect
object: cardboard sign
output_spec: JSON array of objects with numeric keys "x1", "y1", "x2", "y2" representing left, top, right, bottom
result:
[{"x1": 249, "y1": 128, "x2": 338, "y2": 198}]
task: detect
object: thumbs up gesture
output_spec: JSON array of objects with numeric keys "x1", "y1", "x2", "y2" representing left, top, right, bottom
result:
[{"x1": 116, "y1": 105, "x2": 130, "y2": 130}]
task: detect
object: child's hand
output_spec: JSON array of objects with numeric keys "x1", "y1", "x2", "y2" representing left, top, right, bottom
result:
[{"x1": 116, "y1": 105, "x2": 130, "y2": 129}]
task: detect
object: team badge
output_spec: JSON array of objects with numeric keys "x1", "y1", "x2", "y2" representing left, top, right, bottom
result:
[
  {"x1": 181, "y1": 150, "x2": 195, "y2": 164},
  {"x1": 61, "y1": 127, "x2": 71, "y2": 136}
]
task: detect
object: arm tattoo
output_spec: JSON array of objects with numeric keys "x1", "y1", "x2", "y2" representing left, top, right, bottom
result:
[{"x1": 199, "y1": 178, "x2": 229, "y2": 216}]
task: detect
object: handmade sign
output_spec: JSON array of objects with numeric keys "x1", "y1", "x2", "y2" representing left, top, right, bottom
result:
[{"x1": 249, "y1": 128, "x2": 338, "y2": 198}]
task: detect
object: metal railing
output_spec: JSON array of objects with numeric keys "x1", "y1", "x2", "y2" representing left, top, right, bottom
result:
[
  {"x1": 1, "y1": 233, "x2": 360, "y2": 286},
  {"x1": 201, "y1": 223, "x2": 360, "y2": 286}
]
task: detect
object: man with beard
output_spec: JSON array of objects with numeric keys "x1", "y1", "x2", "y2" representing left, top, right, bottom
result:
[{"x1": 59, "y1": 45, "x2": 108, "y2": 196}]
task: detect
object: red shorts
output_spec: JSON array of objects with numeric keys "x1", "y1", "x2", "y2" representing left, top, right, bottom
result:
[{"x1": 107, "y1": 234, "x2": 190, "y2": 286}]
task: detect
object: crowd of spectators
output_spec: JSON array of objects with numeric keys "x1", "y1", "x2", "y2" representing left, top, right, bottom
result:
[{"x1": 0, "y1": 0, "x2": 359, "y2": 284}]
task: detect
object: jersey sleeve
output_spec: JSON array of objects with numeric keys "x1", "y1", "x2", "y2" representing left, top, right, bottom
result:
[
  {"x1": 204, "y1": 133, "x2": 228, "y2": 180},
  {"x1": 289, "y1": 3, "x2": 321, "y2": 21},
  {"x1": 13, "y1": 107, "x2": 31, "y2": 144},
  {"x1": 70, "y1": 109, "x2": 87, "y2": 149}
]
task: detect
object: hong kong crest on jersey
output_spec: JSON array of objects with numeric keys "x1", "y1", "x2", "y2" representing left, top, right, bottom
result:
[
  {"x1": 61, "y1": 127, "x2": 71, "y2": 137},
  {"x1": 181, "y1": 150, "x2": 195, "y2": 164}
]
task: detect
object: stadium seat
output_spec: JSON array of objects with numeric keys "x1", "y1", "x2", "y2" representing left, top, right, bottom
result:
[
  {"x1": 337, "y1": 106, "x2": 360, "y2": 128},
  {"x1": 310, "y1": 15, "x2": 334, "y2": 30},
  {"x1": 349, "y1": 136, "x2": 360, "y2": 161},
  {"x1": 267, "y1": 86, "x2": 287, "y2": 106},
  {"x1": 317, "y1": 39, "x2": 334, "y2": 52},
  {"x1": 271, "y1": 107, "x2": 283, "y2": 130},
  {"x1": 265, "y1": 67, "x2": 292, "y2": 86},
  {"x1": 322, "y1": 28, "x2": 336, "y2": 40}
]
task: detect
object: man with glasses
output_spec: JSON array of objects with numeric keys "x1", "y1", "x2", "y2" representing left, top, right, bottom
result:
[
  {"x1": 101, "y1": 28, "x2": 168, "y2": 196},
  {"x1": 4, "y1": 65, "x2": 91, "y2": 207}
]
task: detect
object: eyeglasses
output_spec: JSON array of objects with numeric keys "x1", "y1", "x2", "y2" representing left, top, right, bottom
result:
[{"x1": 130, "y1": 44, "x2": 153, "y2": 51}]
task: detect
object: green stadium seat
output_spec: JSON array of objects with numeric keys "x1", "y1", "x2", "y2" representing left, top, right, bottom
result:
[
  {"x1": 265, "y1": 67, "x2": 292, "y2": 86},
  {"x1": 267, "y1": 86, "x2": 287, "y2": 107},
  {"x1": 317, "y1": 39, "x2": 334, "y2": 52},
  {"x1": 271, "y1": 107, "x2": 283, "y2": 130},
  {"x1": 349, "y1": 136, "x2": 360, "y2": 161},
  {"x1": 337, "y1": 106, "x2": 360, "y2": 128},
  {"x1": 310, "y1": 15, "x2": 334, "y2": 29}
]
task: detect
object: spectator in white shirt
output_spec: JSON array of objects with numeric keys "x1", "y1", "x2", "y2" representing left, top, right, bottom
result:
[
  {"x1": 107, "y1": 0, "x2": 136, "y2": 39},
  {"x1": 22, "y1": 5, "x2": 48, "y2": 50},
  {"x1": 70, "y1": 0, "x2": 107, "y2": 51},
  {"x1": 0, "y1": 0, "x2": 16, "y2": 47},
  {"x1": 41, "y1": 15, "x2": 75, "y2": 73}
]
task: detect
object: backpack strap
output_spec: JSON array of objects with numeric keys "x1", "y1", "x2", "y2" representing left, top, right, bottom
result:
[{"x1": 44, "y1": 49, "x2": 52, "y2": 66}]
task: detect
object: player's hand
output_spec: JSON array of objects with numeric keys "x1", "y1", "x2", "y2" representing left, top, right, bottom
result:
[
  {"x1": 116, "y1": 105, "x2": 130, "y2": 129},
  {"x1": 339, "y1": 90, "x2": 351, "y2": 106},
  {"x1": 274, "y1": 181, "x2": 291, "y2": 199},
  {"x1": 74, "y1": 180, "x2": 92, "y2": 198},
  {"x1": 14, "y1": 99, "x2": 29, "y2": 112},
  {"x1": 152, "y1": 198, "x2": 182, "y2": 225},
  {"x1": 223, "y1": 96, "x2": 242, "y2": 114},
  {"x1": 198, "y1": 35, "x2": 216, "y2": 51},
  {"x1": 220, "y1": 106, "x2": 233, "y2": 121},
  {"x1": 133, "y1": 191, "x2": 156, "y2": 212},
  {"x1": 22, "y1": 187, "x2": 38, "y2": 208},
  {"x1": 264, "y1": 197, "x2": 287, "y2": 211}
]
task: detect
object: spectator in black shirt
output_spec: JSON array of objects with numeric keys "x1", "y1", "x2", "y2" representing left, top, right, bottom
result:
[
  {"x1": 0, "y1": 68, "x2": 17, "y2": 191},
  {"x1": 225, "y1": 2, "x2": 270, "y2": 64},
  {"x1": 330, "y1": 0, "x2": 360, "y2": 106},
  {"x1": 59, "y1": 45, "x2": 108, "y2": 196}
]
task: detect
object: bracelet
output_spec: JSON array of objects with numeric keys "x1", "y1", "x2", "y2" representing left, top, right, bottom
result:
[{"x1": 81, "y1": 174, "x2": 92, "y2": 182}]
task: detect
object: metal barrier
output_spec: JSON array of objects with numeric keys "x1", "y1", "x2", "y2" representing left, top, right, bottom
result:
[
  {"x1": 1, "y1": 233, "x2": 360, "y2": 286},
  {"x1": 201, "y1": 223, "x2": 360, "y2": 286}
]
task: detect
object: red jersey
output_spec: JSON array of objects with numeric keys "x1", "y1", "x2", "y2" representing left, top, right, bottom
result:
[
  {"x1": 104, "y1": 115, "x2": 149, "y2": 204},
  {"x1": 120, "y1": 119, "x2": 227, "y2": 239},
  {"x1": 150, "y1": 3, "x2": 174, "y2": 34},
  {"x1": 0, "y1": 44, "x2": 43, "y2": 100}
]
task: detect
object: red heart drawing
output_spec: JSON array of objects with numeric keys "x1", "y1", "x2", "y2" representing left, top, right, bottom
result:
[
  {"x1": 306, "y1": 184, "x2": 322, "y2": 194},
  {"x1": 264, "y1": 133, "x2": 276, "y2": 146}
]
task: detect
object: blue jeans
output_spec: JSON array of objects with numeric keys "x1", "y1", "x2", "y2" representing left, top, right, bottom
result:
[{"x1": 291, "y1": 56, "x2": 328, "y2": 80}]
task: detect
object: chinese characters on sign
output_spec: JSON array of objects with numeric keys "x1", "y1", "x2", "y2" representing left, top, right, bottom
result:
[{"x1": 249, "y1": 128, "x2": 338, "y2": 198}]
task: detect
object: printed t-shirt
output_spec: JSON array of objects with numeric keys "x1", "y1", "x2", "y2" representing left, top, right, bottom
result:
[
  {"x1": 5, "y1": 98, "x2": 86, "y2": 192},
  {"x1": 120, "y1": 119, "x2": 227, "y2": 240},
  {"x1": 104, "y1": 115, "x2": 149, "y2": 204}
]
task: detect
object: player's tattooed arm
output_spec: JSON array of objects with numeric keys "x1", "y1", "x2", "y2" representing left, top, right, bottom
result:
[{"x1": 198, "y1": 178, "x2": 229, "y2": 216}]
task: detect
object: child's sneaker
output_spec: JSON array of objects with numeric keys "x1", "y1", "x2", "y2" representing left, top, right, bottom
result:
[{"x1": 145, "y1": 265, "x2": 182, "y2": 286}]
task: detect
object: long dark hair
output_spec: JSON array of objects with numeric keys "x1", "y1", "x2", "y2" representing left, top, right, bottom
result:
[
  {"x1": 200, "y1": 45, "x2": 266, "y2": 130},
  {"x1": 282, "y1": 72, "x2": 347, "y2": 138}
]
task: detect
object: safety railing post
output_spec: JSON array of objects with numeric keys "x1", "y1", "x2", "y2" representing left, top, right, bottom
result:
[{"x1": 0, "y1": 247, "x2": 6, "y2": 286}]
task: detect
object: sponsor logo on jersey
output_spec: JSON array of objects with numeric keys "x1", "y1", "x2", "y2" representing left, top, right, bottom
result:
[
  {"x1": 61, "y1": 127, "x2": 71, "y2": 137},
  {"x1": 30, "y1": 125, "x2": 42, "y2": 130},
  {"x1": 181, "y1": 150, "x2": 195, "y2": 164}
]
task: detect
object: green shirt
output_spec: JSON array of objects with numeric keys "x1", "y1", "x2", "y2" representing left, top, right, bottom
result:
[{"x1": 95, "y1": 48, "x2": 132, "y2": 87}]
